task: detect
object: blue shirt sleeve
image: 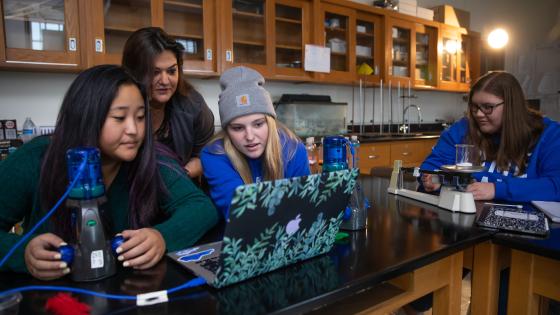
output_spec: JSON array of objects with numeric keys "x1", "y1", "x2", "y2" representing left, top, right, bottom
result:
[{"x1": 201, "y1": 148, "x2": 244, "y2": 218}]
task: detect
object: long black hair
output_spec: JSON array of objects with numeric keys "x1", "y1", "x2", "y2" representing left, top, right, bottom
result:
[
  {"x1": 40, "y1": 64, "x2": 166, "y2": 240},
  {"x1": 121, "y1": 27, "x2": 214, "y2": 164}
]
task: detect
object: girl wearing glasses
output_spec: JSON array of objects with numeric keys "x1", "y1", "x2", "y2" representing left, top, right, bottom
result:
[{"x1": 419, "y1": 71, "x2": 560, "y2": 202}]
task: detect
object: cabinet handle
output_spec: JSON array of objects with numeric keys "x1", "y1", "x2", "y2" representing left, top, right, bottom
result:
[
  {"x1": 68, "y1": 37, "x2": 77, "y2": 51},
  {"x1": 226, "y1": 50, "x2": 233, "y2": 62},
  {"x1": 368, "y1": 155, "x2": 378, "y2": 159},
  {"x1": 401, "y1": 152, "x2": 410, "y2": 156}
]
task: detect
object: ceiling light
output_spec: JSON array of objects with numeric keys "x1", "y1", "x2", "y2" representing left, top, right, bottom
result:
[{"x1": 487, "y1": 28, "x2": 509, "y2": 49}]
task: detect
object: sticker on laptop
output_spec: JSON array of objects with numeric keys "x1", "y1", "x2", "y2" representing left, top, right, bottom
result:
[
  {"x1": 175, "y1": 247, "x2": 200, "y2": 256},
  {"x1": 178, "y1": 248, "x2": 215, "y2": 263}
]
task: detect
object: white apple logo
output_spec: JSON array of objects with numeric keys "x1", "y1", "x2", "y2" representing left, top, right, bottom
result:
[{"x1": 286, "y1": 214, "x2": 302, "y2": 236}]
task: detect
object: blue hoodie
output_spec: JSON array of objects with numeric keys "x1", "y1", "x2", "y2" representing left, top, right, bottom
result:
[
  {"x1": 420, "y1": 117, "x2": 560, "y2": 202},
  {"x1": 201, "y1": 131, "x2": 310, "y2": 218}
]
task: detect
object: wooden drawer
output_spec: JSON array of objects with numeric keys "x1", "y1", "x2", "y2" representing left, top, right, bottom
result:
[
  {"x1": 358, "y1": 143, "x2": 391, "y2": 174},
  {"x1": 390, "y1": 141, "x2": 424, "y2": 167}
]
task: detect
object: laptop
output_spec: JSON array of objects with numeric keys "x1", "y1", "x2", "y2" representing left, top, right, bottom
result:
[{"x1": 167, "y1": 168, "x2": 359, "y2": 288}]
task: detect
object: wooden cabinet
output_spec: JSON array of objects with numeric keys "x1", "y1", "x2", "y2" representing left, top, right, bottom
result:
[
  {"x1": 390, "y1": 140, "x2": 424, "y2": 167},
  {"x1": 354, "y1": 11, "x2": 383, "y2": 83},
  {"x1": 273, "y1": 0, "x2": 312, "y2": 79},
  {"x1": 359, "y1": 142, "x2": 391, "y2": 175},
  {"x1": 83, "y1": 0, "x2": 217, "y2": 74},
  {"x1": 318, "y1": 3, "x2": 355, "y2": 82},
  {"x1": 0, "y1": 0, "x2": 480, "y2": 91},
  {"x1": 438, "y1": 24, "x2": 479, "y2": 92},
  {"x1": 385, "y1": 17, "x2": 438, "y2": 89},
  {"x1": 220, "y1": 0, "x2": 313, "y2": 80},
  {"x1": 359, "y1": 137, "x2": 439, "y2": 174},
  {"x1": 318, "y1": 2, "x2": 385, "y2": 84},
  {"x1": 413, "y1": 23, "x2": 438, "y2": 88},
  {"x1": 0, "y1": 0, "x2": 81, "y2": 70},
  {"x1": 164, "y1": 0, "x2": 217, "y2": 75}
]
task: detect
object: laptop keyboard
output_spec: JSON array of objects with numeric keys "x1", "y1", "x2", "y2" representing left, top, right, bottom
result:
[{"x1": 198, "y1": 256, "x2": 220, "y2": 273}]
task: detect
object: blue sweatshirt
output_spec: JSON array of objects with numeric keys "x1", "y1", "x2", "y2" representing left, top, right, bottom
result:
[
  {"x1": 201, "y1": 132, "x2": 310, "y2": 218},
  {"x1": 420, "y1": 117, "x2": 560, "y2": 202}
]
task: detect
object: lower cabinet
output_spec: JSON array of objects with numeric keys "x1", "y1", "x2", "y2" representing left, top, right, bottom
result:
[{"x1": 359, "y1": 138, "x2": 439, "y2": 175}]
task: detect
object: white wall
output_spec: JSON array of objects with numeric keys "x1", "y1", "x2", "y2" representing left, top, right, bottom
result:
[
  {"x1": 1, "y1": 0, "x2": 558, "y2": 129},
  {"x1": 418, "y1": 0, "x2": 560, "y2": 119},
  {"x1": 0, "y1": 72, "x2": 467, "y2": 129}
]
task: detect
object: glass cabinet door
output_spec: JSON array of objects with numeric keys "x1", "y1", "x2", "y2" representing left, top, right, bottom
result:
[
  {"x1": 441, "y1": 36, "x2": 458, "y2": 83},
  {"x1": 102, "y1": 0, "x2": 152, "y2": 64},
  {"x1": 1, "y1": 0, "x2": 80, "y2": 67},
  {"x1": 355, "y1": 12, "x2": 382, "y2": 83},
  {"x1": 414, "y1": 24, "x2": 437, "y2": 87},
  {"x1": 391, "y1": 26, "x2": 410, "y2": 78},
  {"x1": 320, "y1": 3, "x2": 354, "y2": 81},
  {"x1": 274, "y1": 0, "x2": 310, "y2": 79},
  {"x1": 386, "y1": 18, "x2": 415, "y2": 86},
  {"x1": 230, "y1": 0, "x2": 267, "y2": 69},
  {"x1": 164, "y1": 0, "x2": 216, "y2": 73},
  {"x1": 324, "y1": 11, "x2": 349, "y2": 72}
]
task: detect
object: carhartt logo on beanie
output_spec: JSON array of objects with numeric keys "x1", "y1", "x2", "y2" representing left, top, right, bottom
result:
[{"x1": 218, "y1": 66, "x2": 276, "y2": 128}]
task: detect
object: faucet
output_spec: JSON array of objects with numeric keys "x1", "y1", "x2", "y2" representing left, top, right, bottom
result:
[{"x1": 401, "y1": 104, "x2": 422, "y2": 133}]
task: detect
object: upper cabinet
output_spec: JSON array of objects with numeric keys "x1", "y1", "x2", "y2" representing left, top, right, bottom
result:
[
  {"x1": 319, "y1": 3, "x2": 355, "y2": 82},
  {"x1": 85, "y1": 0, "x2": 217, "y2": 75},
  {"x1": 220, "y1": 0, "x2": 313, "y2": 80},
  {"x1": 438, "y1": 24, "x2": 480, "y2": 92},
  {"x1": 354, "y1": 11, "x2": 383, "y2": 83},
  {"x1": 385, "y1": 17, "x2": 438, "y2": 89},
  {"x1": 414, "y1": 23, "x2": 438, "y2": 88},
  {"x1": 273, "y1": 0, "x2": 311, "y2": 80},
  {"x1": 163, "y1": 0, "x2": 217, "y2": 75},
  {"x1": 0, "y1": 0, "x2": 81, "y2": 70},
  {"x1": 0, "y1": 0, "x2": 480, "y2": 91}
]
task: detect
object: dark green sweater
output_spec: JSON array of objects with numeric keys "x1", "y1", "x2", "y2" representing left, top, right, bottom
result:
[{"x1": 0, "y1": 137, "x2": 218, "y2": 273}]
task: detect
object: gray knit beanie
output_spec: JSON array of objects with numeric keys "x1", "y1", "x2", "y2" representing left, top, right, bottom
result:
[{"x1": 218, "y1": 66, "x2": 276, "y2": 128}]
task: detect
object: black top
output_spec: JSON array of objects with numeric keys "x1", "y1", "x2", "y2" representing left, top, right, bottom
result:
[
  {"x1": 0, "y1": 175, "x2": 495, "y2": 314},
  {"x1": 156, "y1": 88, "x2": 215, "y2": 164}
]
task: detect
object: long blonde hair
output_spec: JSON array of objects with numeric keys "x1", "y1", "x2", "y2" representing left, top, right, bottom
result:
[{"x1": 208, "y1": 115, "x2": 300, "y2": 184}]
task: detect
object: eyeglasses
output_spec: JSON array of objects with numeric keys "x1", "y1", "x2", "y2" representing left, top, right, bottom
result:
[{"x1": 470, "y1": 101, "x2": 504, "y2": 115}]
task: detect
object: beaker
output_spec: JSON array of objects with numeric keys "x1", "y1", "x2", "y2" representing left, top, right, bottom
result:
[{"x1": 455, "y1": 144, "x2": 478, "y2": 167}]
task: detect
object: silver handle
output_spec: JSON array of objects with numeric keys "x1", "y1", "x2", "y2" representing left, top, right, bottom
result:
[
  {"x1": 402, "y1": 152, "x2": 410, "y2": 156},
  {"x1": 368, "y1": 155, "x2": 378, "y2": 159}
]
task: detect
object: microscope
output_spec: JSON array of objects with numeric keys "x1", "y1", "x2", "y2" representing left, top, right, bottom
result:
[{"x1": 58, "y1": 147, "x2": 123, "y2": 281}]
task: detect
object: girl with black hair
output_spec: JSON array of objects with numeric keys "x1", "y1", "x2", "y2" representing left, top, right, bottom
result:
[
  {"x1": 0, "y1": 65, "x2": 218, "y2": 280},
  {"x1": 122, "y1": 27, "x2": 215, "y2": 179}
]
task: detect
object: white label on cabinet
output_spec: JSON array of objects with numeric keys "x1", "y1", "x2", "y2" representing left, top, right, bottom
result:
[
  {"x1": 95, "y1": 39, "x2": 103, "y2": 53},
  {"x1": 226, "y1": 50, "x2": 233, "y2": 62},
  {"x1": 206, "y1": 49, "x2": 212, "y2": 61},
  {"x1": 69, "y1": 38, "x2": 77, "y2": 51}
]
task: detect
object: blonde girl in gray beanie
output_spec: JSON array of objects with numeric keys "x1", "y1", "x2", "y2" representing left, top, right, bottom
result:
[{"x1": 201, "y1": 66, "x2": 310, "y2": 218}]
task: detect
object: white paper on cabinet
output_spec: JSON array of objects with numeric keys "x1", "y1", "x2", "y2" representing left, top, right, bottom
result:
[{"x1": 304, "y1": 45, "x2": 331, "y2": 73}]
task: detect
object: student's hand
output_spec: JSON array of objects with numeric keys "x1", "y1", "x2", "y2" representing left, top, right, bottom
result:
[
  {"x1": 467, "y1": 182, "x2": 495, "y2": 200},
  {"x1": 116, "y1": 228, "x2": 166, "y2": 270},
  {"x1": 185, "y1": 157, "x2": 202, "y2": 178},
  {"x1": 421, "y1": 174, "x2": 441, "y2": 192},
  {"x1": 24, "y1": 233, "x2": 70, "y2": 280}
]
